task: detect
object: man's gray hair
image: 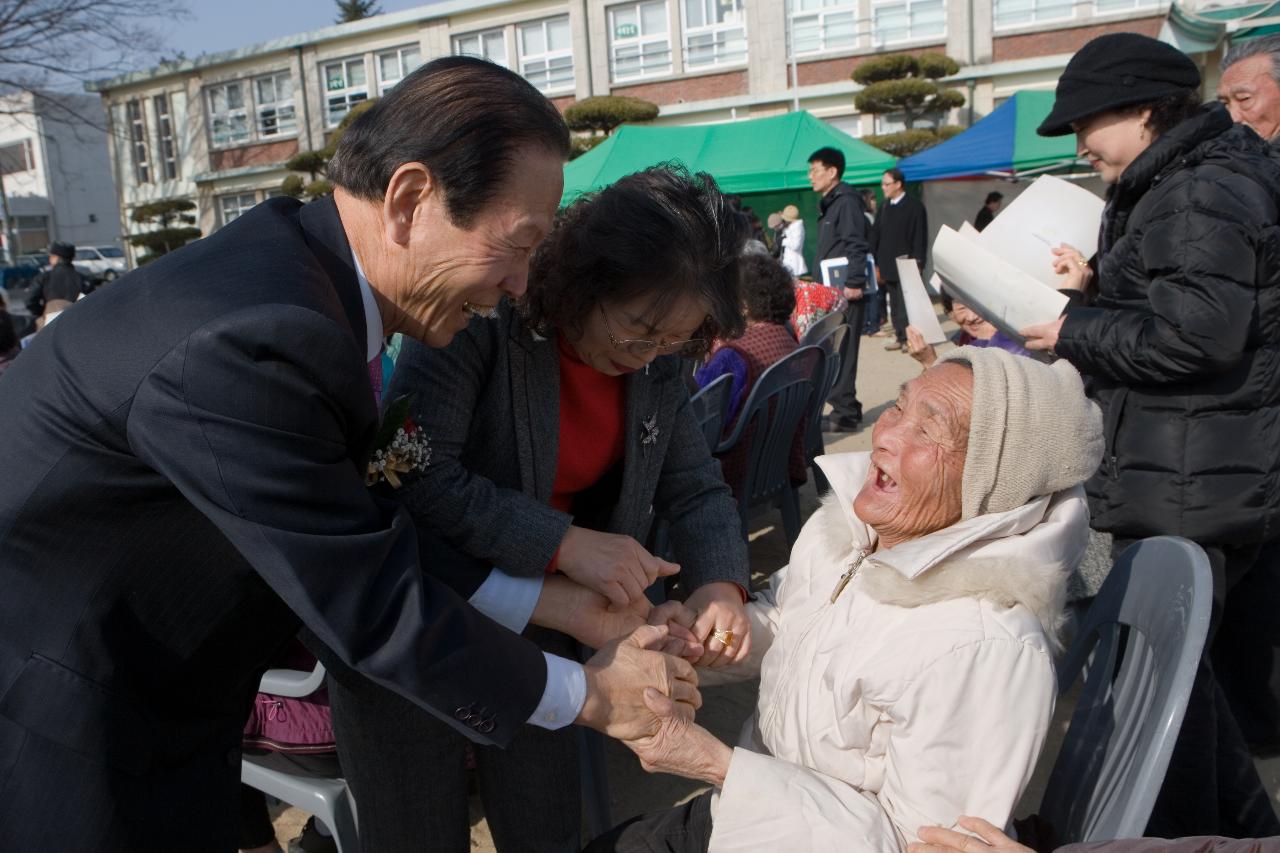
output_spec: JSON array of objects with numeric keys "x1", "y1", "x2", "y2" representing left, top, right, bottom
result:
[{"x1": 1223, "y1": 34, "x2": 1280, "y2": 86}]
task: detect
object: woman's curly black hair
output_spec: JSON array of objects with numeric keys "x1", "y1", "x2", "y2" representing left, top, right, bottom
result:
[
  {"x1": 520, "y1": 165, "x2": 749, "y2": 356},
  {"x1": 740, "y1": 253, "x2": 796, "y2": 325}
]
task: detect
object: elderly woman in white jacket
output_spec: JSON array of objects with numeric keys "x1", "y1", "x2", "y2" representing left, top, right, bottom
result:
[{"x1": 589, "y1": 346, "x2": 1105, "y2": 853}]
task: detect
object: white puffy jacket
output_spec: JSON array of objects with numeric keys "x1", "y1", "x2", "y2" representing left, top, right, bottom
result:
[{"x1": 707, "y1": 452, "x2": 1091, "y2": 852}]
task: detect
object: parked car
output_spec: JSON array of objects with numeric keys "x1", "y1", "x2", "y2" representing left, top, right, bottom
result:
[
  {"x1": 15, "y1": 253, "x2": 49, "y2": 272},
  {"x1": 73, "y1": 245, "x2": 127, "y2": 282}
]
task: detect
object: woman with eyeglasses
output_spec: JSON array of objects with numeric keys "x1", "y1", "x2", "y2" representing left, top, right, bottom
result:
[{"x1": 325, "y1": 166, "x2": 753, "y2": 853}]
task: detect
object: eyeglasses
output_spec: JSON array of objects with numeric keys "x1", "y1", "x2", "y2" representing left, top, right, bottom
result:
[{"x1": 599, "y1": 304, "x2": 706, "y2": 357}]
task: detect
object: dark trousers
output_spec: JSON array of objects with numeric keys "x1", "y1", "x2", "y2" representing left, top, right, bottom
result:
[
  {"x1": 327, "y1": 626, "x2": 582, "y2": 853},
  {"x1": 1213, "y1": 538, "x2": 1280, "y2": 750},
  {"x1": 883, "y1": 278, "x2": 908, "y2": 343},
  {"x1": 828, "y1": 298, "x2": 865, "y2": 421},
  {"x1": 863, "y1": 289, "x2": 887, "y2": 333},
  {"x1": 584, "y1": 789, "x2": 713, "y2": 853},
  {"x1": 1111, "y1": 538, "x2": 1280, "y2": 837}
]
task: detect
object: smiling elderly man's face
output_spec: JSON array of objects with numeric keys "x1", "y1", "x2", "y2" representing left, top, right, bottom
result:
[{"x1": 855, "y1": 362, "x2": 973, "y2": 550}]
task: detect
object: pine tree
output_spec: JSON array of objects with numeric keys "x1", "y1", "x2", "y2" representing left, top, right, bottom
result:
[
  {"x1": 127, "y1": 200, "x2": 201, "y2": 265},
  {"x1": 335, "y1": 0, "x2": 382, "y2": 23},
  {"x1": 854, "y1": 53, "x2": 966, "y2": 157}
]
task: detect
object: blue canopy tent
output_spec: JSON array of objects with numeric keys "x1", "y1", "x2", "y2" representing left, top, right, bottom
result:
[{"x1": 897, "y1": 91, "x2": 1081, "y2": 181}]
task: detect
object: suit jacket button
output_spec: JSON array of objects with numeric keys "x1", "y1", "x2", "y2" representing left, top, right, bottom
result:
[
  {"x1": 454, "y1": 705, "x2": 474, "y2": 722},
  {"x1": 477, "y1": 718, "x2": 496, "y2": 734}
]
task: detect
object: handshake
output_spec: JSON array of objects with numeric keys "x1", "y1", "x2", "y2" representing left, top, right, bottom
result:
[{"x1": 526, "y1": 525, "x2": 751, "y2": 785}]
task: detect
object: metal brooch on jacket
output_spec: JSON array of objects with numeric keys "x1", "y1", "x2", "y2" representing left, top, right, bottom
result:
[{"x1": 641, "y1": 412, "x2": 660, "y2": 458}]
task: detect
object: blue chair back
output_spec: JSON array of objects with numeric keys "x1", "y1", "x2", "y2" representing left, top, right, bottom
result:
[
  {"x1": 716, "y1": 345, "x2": 822, "y2": 543},
  {"x1": 690, "y1": 373, "x2": 733, "y2": 451},
  {"x1": 1039, "y1": 537, "x2": 1212, "y2": 843},
  {"x1": 804, "y1": 324, "x2": 848, "y2": 493}
]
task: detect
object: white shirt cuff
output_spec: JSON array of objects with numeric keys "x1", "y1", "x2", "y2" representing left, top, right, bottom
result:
[
  {"x1": 528, "y1": 653, "x2": 587, "y2": 730},
  {"x1": 468, "y1": 568, "x2": 542, "y2": 634}
]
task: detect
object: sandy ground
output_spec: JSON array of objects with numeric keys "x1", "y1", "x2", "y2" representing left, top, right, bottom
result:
[{"x1": 263, "y1": 325, "x2": 1280, "y2": 851}]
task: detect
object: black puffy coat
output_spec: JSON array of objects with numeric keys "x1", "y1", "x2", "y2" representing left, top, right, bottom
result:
[{"x1": 1058, "y1": 104, "x2": 1280, "y2": 545}]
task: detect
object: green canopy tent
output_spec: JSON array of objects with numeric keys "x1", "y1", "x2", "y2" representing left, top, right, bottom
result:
[{"x1": 561, "y1": 111, "x2": 896, "y2": 262}]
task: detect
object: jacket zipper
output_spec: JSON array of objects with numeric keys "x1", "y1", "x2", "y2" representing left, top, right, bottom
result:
[
  {"x1": 760, "y1": 547, "x2": 869, "y2": 733},
  {"x1": 830, "y1": 548, "x2": 869, "y2": 603}
]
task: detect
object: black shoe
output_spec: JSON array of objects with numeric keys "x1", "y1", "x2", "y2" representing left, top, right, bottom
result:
[{"x1": 829, "y1": 415, "x2": 862, "y2": 432}]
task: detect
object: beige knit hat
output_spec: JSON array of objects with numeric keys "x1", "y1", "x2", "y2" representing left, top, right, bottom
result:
[{"x1": 938, "y1": 346, "x2": 1104, "y2": 520}]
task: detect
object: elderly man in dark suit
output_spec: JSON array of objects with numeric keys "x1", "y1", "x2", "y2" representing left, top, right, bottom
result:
[{"x1": 0, "y1": 57, "x2": 697, "y2": 853}]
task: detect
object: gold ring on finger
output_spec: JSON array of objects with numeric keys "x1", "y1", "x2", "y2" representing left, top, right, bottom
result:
[{"x1": 712, "y1": 628, "x2": 735, "y2": 648}]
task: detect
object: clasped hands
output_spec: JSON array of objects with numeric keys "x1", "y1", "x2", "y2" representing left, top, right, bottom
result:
[
  {"x1": 552, "y1": 525, "x2": 746, "y2": 785},
  {"x1": 555, "y1": 525, "x2": 751, "y2": 668}
]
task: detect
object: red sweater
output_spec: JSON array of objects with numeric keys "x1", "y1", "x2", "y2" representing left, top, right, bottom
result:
[{"x1": 546, "y1": 337, "x2": 626, "y2": 569}]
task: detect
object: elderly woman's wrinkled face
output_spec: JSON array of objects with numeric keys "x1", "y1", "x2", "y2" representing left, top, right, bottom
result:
[
  {"x1": 855, "y1": 363, "x2": 973, "y2": 550},
  {"x1": 571, "y1": 293, "x2": 709, "y2": 376},
  {"x1": 950, "y1": 300, "x2": 996, "y2": 341}
]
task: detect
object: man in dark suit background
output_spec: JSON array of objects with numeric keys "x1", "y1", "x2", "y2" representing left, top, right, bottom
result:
[
  {"x1": 0, "y1": 57, "x2": 697, "y2": 852},
  {"x1": 870, "y1": 167, "x2": 928, "y2": 352},
  {"x1": 808, "y1": 146, "x2": 870, "y2": 431}
]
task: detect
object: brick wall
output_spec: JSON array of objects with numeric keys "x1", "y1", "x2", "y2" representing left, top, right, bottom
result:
[
  {"x1": 992, "y1": 16, "x2": 1162, "y2": 62},
  {"x1": 797, "y1": 46, "x2": 947, "y2": 87},
  {"x1": 210, "y1": 138, "x2": 299, "y2": 172},
  {"x1": 550, "y1": 94, "x2": 577, "y2": 112},
  {"x1": 610, "y1": 70, "x2": 747, "y2": 104}
]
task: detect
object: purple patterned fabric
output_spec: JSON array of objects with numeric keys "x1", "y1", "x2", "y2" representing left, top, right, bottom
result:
[
  {"x1": 695, "y1": 348, "x2": 749, "y2": 422},
  {"x1": 368, "y1": 353, "x2": 383, "y2": 407}
]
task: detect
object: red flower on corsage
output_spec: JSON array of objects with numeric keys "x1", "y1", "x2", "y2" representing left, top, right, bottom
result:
[{"x1": 366, "y1": 395, "x2": 432, "y2": 488}]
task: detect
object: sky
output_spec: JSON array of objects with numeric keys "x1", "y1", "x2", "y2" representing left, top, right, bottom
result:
[{"x1": 157, "y1": 0, "x2": 439, "y2": 61}]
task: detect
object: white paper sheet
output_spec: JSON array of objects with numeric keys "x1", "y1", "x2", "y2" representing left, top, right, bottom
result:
[
  {"x1": 896, "y1": 256, "x2": 947, "y2": 345},
  {"x1": 932, "y1": 225, "x2": 1069, "y2": 341},
  {"x1": 977, "y1": 175, "x2": 1104, "y2": 288}
]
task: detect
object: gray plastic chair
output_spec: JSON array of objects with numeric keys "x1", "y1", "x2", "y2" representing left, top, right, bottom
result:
[
  {"x1": 803, "y1": 323, "x2": 848, "y2": 495},
  {"x1": 797, "y1": 309, "x2": 844, "y2": 348},
  {"x1": 716, "y1": 345, "x2": 822, "y2": 544},
  {"x1": 241, "y1": 660, "x2": 361, "y2": 853},
  {"x1": 1038, "y1": 536, "x2": 1212, "y2": 844},
  {"x1": 690, "y1": 372, "x2": 734, "y2": 451}
]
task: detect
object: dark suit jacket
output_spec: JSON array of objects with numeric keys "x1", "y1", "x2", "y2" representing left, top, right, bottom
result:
[
  {"x1": 391, "y1": 302, "x2": 747, "y2": 594},
  {"x1": 0, "y1": 196, "x2": 546, "y2": 850},
  {"x1": 870, "y1": 194, "x2": 929, "y2": 282}
]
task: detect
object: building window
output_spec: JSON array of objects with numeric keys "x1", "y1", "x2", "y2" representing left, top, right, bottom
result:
[
  {"x1": 994, "y1": 0, "x2": 1072, "y2": 26},
  {"x1": 1093, "y1": 0, "x2": 1158, "y2": 14},
  {"x1": 154, "y1": 93, "x2": 178, "y2": 180},
  {"x1": 0, "y1": 139, "x2": 34, "y2": 175},
  {"x1": 14, "y1": 214, "x2": 49, "y2": 254},
  {"x1": 255, "y1": 72, "x2": 297, "y2": 139},
  {"x1": 126, "y1": 98, "x2": 151, "y2": 184},
  {"x1": 518, "y1": 16, "x2": 574, "y2": 94},
  {"x1": 207, "y1": 82, "x2": 251, "y2": 148},
  {"x1": 377, "y1": 44, "x2": 423, "y2": 94},
  {"x1": 872, "y1": 0, "x2": 945, "y2": 45},
  {"x1": 609, "y1": 1, "x2": 672, "y2": 81},
  {"x1": 790, "y1": 0, "x2": 858, "y2": 55},
  {"x1": 454, "y1": 28, "x2": 509, "y2": 65},
  {"x1": 219, "y1": 191, "x2": 258, "y2": 226},
  {"x1": 323, "y1": 57, "x2": 369, "y2": 127},
  {"x1": 682, "y1": 0, "x2": 747, "y2": 69},
  {"x1": 824, "y1": 114, "x2": 863, "y2": 137}
]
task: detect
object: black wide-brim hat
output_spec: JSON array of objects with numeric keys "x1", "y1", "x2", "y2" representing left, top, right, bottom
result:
[{"x1": 1038, "y1": 33, "x2": 1201, "y2": 137}]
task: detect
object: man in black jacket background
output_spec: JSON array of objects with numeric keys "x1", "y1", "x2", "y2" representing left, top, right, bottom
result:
[
  {"x1": 24, "y1": 241, "x2": 85, "y2": 316},
  {"x1": 809, "y1": 146, "x2": 869, "y2": 431},
  {"x1": 870, "y1": 168, "x2": 928, "y2": 352}
]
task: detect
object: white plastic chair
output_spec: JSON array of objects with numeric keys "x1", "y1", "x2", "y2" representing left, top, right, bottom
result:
[
  {"x1": 1038, "y1": 536, "x2": 1212, "y2": 843},
  {"x1": 240, "y1": 660, "x2": 360, "y2": 853}
]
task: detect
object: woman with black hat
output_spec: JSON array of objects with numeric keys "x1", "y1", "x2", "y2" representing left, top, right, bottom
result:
[
  {"x1": 1021, "y1": 32, "x2": 1280, "y2": 837},
  {"x1": 23, "y1": 241, "x2": 85, "y2": 317}
]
